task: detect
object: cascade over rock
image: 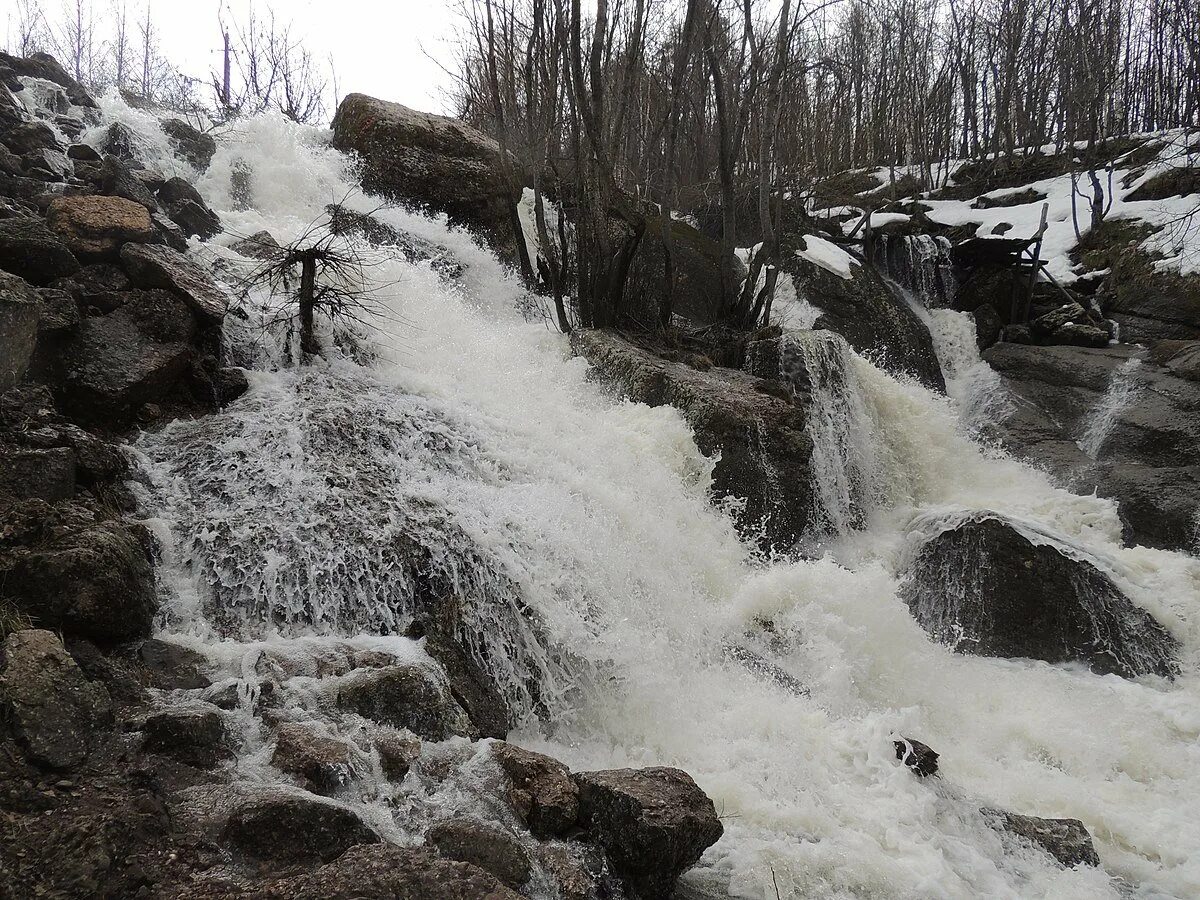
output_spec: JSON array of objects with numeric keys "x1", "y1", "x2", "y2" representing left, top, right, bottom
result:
[{"x1": 901, "y1": 515, "x2": 1178, "y2": 677}]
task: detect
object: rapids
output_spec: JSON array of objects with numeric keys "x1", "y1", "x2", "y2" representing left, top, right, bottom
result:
[{"x1": 105, "y1": 97, "x2": 1200, "y2": 899}]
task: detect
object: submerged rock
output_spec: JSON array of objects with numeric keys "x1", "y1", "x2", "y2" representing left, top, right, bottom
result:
[
  {"x1": 901, "y1": 516, "x2": 1178, "y2": 678},
  {"x1": 270, "y1": 721, "x2": 357, "y2": 794},
  {"x1": 894, "y1": 737, "x2": 939, "y2": 777},
  {"x1": 0, "y1": 628, "x2": 112, "y2": 770},
  {"x1": 160, "y1": 118, "x2": 216, "y2": 172},
  {"x1": 984, "y1": 808, "x2": 1100, "y2": 868},
  {"x1": 223, "y1": 794, "x2": 380, "y2": 863},
  {"x1": 574, "y1": 766, "x2": 723, "y2": 900},
  {"x1": 336, "y1": 663, "x2": 475, "y2": 740}
]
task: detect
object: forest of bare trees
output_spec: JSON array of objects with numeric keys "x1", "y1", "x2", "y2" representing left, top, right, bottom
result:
[
  {"x1": 3, "y1": 1, "x2": 332, "y2": 123},
  {"x1": 450, "y1": 0, "x2": 1200, "y2": 328}
]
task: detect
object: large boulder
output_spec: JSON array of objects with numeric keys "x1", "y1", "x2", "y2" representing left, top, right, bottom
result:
[
  {"x1": 900, "y1": 515, "x2": 1178, "y2": 678},
  {"x1": 781, "y1": 238, "x2": 946, "y2": 391},
  {"x1": 336, "y1": 664, "x2": 474, "y2": 740},
  {"x1": 119, "y1": 242, "x2": 228, "y2": 321},
  {"x1": 157, "y1": 177, "x2": 220, "y2": 239},
  {"x1": 0, "y1": 52, "x2": 97, "y2": 108},
  {"x1": 270, "y1": 721, "x2": 357, "y2": 794},
  {"x1": 222, "y1": 794, "x2": 380, "y2": 863},
  {"x1": 574, "y1": 767, "x2": 723, "y2": 900},
  {"x1": 0, "y1": 446, "x2": 75, "y2": 501},
  {"x1": 1, "y1": 121, "x2": 62, "y2": 155},
  {"x1": 983, "y1": 342, "x2": 1200, "y2": 550},
  {"x1": 489, "y1": 741, "x2": 580, "y2": 838},
  {"x1": 0, "y1": 269, "x2": 40, "y2": 390},
  {"x1": 0, "y1": 520, "x2": 156, "y2": 644},
  {"x1": 0, "y1": 217, "x2": 80, "y2": 284},
  {"x1": 983, "y1": 808, "x2": 1100, "y2": 868},
  {"x1": 426, "y1": 819, "x2": 532, "y2": 889},
  {"x1": 572, "y1": 328, "x2": 813, "y2": 550},
  {"x1": 0, "y1": 628, "x2": 112, "y2": 769},
  {"x1": 46, "y1": 195, "x2": 156, "y2": 258},
  {"x1": 262, "y1": 844, "x2": 523, "y2": 899},
  {"x1": 55, "y1": 288, "x2": 198, "y2": 425},
  {"x1": 141, "y1": 708, "x2": 230, "y2": 769},
  {"x1": 331, "y1": 94, "x2": 520, "y2": 256}
]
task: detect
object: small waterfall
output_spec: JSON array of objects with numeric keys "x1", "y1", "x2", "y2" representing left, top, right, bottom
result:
[
  {"x1": 1077, "y1": 357, "x2": 1143, "y2": 459},
  {"x1": 873, "y1": 233, "x2": 957, "y2": 308}
]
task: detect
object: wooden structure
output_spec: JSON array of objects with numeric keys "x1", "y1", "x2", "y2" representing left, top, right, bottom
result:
[{"x1": 951, "y1": 203, "x2": 1049, "y2": 323}]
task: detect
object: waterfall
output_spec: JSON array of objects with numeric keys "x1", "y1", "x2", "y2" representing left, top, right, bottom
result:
[
  {"x1": 99, "y1": 95, "x2": 1200, "y2": 899},
  {"x1": 1078, "y1": 357, "x2": 1144, "y2": 459}
]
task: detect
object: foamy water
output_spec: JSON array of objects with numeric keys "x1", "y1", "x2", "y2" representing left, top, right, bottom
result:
[{"x1": 97, "y1": 98, "x2": 1200, "y2": 899}]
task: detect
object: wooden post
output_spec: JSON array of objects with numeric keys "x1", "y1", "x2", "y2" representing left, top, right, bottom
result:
[
  {"x1": 1021, "y1": 203, "x2": 1049, "y2": 323},
  {"x1": 298, "y1": 253, "x2": 319, "y2": 359}
]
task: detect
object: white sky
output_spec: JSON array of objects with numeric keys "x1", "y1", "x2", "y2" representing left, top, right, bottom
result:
[{"x1": 6, "y1": 0, "x2": 463, "y2": 116}]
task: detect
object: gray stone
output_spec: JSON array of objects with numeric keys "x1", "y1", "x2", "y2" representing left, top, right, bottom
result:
[
  {"x1": 574, "y1": 767, "x2": 724, "y2": 900},
  {"x1": 0, "y1": 269, "x2": 40, "y2": 390},
  {"x1": 137, "y1": 638, "x2": 211, "y2": 690},
  {"x1": 34, "y1": 286, "x2": 80, "y2": 334},
  {"x1": 983, "y1": 808, "x2": 1100, "y2": 868},
  {"x1": 141, "y1": 708, "x2": 229, "y2": 768},
  {"x1": 0, "y1": 446, "x2": 74, "y2": 501},
  {"x1": 222, "y1": 794, "x2": 379, "y2": 863},
  {"x1": 0, "y1": 629, "x2": 112, "y2": 769},
  {"x1": 229, "y1": 229, "x2": 282, "y2": 261},
  {"x1": 426, "y1": 819, "x2": 532, "y2": 889},
  {"x1": 270, "y1": 721, "x2": 357, "y2": 794},
  {"x1": 1, "y1": 121, "x2": 62, "y2": 155},
  {"x1": 0, "y1": 216, "x2": 80, "y2": 284},
  {"x1": 161, "y1": 119, "x2": 216, "y2": 172},
  {"x1": 901, "y1": 515, "x2": 1178, "y2": 678},
  {"x1": 336, "y1": 664, "x2": 474, "y2": 740},
  {"x1": 490, "y1": 740, "x2": 579, "y2": 838},
  {"x1": 119, "y1": 242, "x2": 229, "y2": 320}
]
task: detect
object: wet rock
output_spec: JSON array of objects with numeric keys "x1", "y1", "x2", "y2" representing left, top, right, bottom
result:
[
  {"x1": 150, "y1": 209, "x2": 189, "y2": 251},
  {"x1": 67, "y1": 143, "x2": 101, "y2": 162},
  {"x1": 56, "y1": 289, "x2": 198, "y2": 425},
  {"x1": 0, "y1": 446, "x2": 74, "y2": 501},
  {"x1": 270, "y1": 722, "x2": 357, "y2": 794},
  {"x1": 164, "y1": 197, "x2": 221, "y2": 240},
  {"x1": 119, "y1": 242, "x2": 229, "y2": 321},
  {"x1": 161, "y1": 118, "x2": 216, "y2": 172},
  {"x1": 0, "y1": 51, "x2": 97, "y2": 108},
  {"x1": 490, "y1": 740, "x2": 580, "y2": 838},
  {"x1": 22, "y1": 147, "x2": 71, "y2": 180},
  {"x1": 51, "y1": 262, "x2": 132, "y2": 312},
  {"x1": 141, "y1": 708, "x2": 229, "y2": 768},
  {"x1": 374, "y1": 729, "x2": 421, "y2": 781},
  {"x1": 137, "y1": 638, "x2": 211, "y2": 690},
  {"x1": 222, "y1": 794, "x2": 379, "y2": 863},
  {"x1": 0, "y1": 269, "x2": 40, "y2": 390},
  {"x1": 0, "y1": 216, "x2": 80, "y2": 284},
  {"x1": 983, "y1": 808, "x2": 1100, "y2": 868},
  {"x1": 0, "y1": 629, "x2": 112, "y2": 770},
  {"x1": 99, "y1": 156, "x2": 158, "y2": 211},
  {"x1": 574, "y1": 767, "x2": 724, "y2": 900},
  {"x1": 901, "y1": 515, "x2": 1178, "y2": 678},
  {"x1": 1, "y1": 120, "x2": 61, "y2": 155},
  {"x1": 336, "y1": 664, "x2": 474, "y2": 740},
  {"x1": 263, "y1": 844, "x2": 522, "y2": 899},
  {"x1": 331, "y1": 94, "x2": 520, "y2": 256},
  {"x1": 1149, "y1": 339, "x2": 1200, "y2": 382},
  {"x1": 426, "y1": 819, "x2": 532, "y2": 889},
  {"x1": 325, "y1": 204, "x2": 461, "y2": 277},
  {"x1": 0, "y1": 521, "x2": 155, "y2": 644},
  {"x1": 100, "y1": 122, "x2": 140, "y2": 162},
  {"x1": 1054, "y1": 321, "x2": 1111, "y2": 348},
  {"x1": 46, "y1": 195, "x2": 156, "y2": 258},
  {"x1": 972, "y1": 303, "x2": 1004, "y2": 351},
  {"x1": 34, "y1": 286, "x2": 80, "y2": 334},
  {"x1": 572, "y1": 328, "x2": 813, "y2": 550},
  {"x1": 894, "y1": 737, "x2": 939, "y2": 777},
  {"x1": 230, "y1": 229, "x2": 282, "y2": 261}
]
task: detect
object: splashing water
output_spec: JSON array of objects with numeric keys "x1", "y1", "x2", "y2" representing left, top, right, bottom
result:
[
  {"x1": 1078, "y1": 357, "x2": 1145, "y2": 460},
  {"x1": 112, "y1": 105, "x2": 1200, "y2": 899}
]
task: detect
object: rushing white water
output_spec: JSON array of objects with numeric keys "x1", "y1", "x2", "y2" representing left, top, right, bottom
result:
[
  {"x1": 103, "y1": 98, "x2": 1200, "y2": 899},
  {"x1": 1078, "y1": 357, "x2": 1145, "y2": 459}
]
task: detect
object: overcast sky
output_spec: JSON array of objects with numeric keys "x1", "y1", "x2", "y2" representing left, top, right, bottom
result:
[{"x1": 74, "y1": 0, "x2": 462, "y2": 116}]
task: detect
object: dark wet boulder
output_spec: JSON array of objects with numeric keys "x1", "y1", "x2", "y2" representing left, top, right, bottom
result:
[
  {"x1": 0, "y1": 520, "x2": 156, "y2": 644},
  {"x1": 46, "y1": 195, "x2": 156, "y2": 259},
  {"x1": 490, "y1": 741, "x2": 580, "y2": 838},
  {"x1": 99, "y1": 122, "x2": 140, "y2": 162},
  {"x1": 99, "y1": 156, "x2": 158, "y2": 211},
  {"x1": 336, "y1": 664, "x2": 474, "y2": 740},
  {"x1": 223, "y1": 794, "x2": 380, "y2": 863},
  {"x1": 141, "y1": 708, "x2": 230, "y2": 768},
  {"x1": 331, "y1": 94, "x2": 520, "y2": 256},
  {"x1": 34, "y1": 286, "x2": 80, "y2": 335},
  {"x1": 894, "y1": 737, "x2": 939, "y2": 777},
  {"x1": 0, "y1": 628, "x2": 112, "y2": 770},
  {"x1": 1, "y1": 120, "x2": 62, "y2": 156},
  {"x1": 0, "y1": 51, "x2": 97, "y2": 108},
  {"x1": 574, "y1": 767, "x2": 723, "y2": 900},
  {"x1": 0, "y1": 446, "x2": 74, "y2": 501},
  {"x1": 157, "y1": 177, "x2": 221, "y2": 239},
  {"x1": 137, "y1": 638, "x2": 211, "y2": 690},
  {"x1": 426, "y1": 819, "x2": 532, "y2": 889},
  {"x1": 263, "y1": 844, "x2": 523, "y2": 899},
  {"x1": 983, "y1": 808, "x2": 1100, "y2": 868},
  {"x1": 67, "y1": 142, "x2": 101, "y2": 162},
  {"x1": 374, "y1": 730, "x2": 421, "y2": 782},
  {"x1": 55, "y1": 289, "x2": 199, "y2": 425},
  {"x1": 0, "y1": 216, "x2": 80, "y2": 284},
  {"x1": 119, "y1": 242, "x2": 229, "y2": 321},
  {"x1": 780, "y1": 239, "x2": 946, "y2": 392},
  {"x1": 160, "y1": 118, "x2": 216, "y2": 172},
  {"x1": 572, "y1": 328, "x2": 813, "y2": 551},
  {"x1": 230, "y1": 229, "x2": 282, "y2": 261},
  {"x1": 51, "y1": 262, "x2": 132, "y2": 312},
  {"x1": 22, "y1": 147, "x2": 71, "y2": 180},
  {"x1": 270, "y1": 721, "x2": 357, "y2": 794},
  {"x1": 900, "y1": 515, "x2": 1178, "y2": 678},
  {"x1": 0, "y1": 269, "x2": 40, "y2": 390}
]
